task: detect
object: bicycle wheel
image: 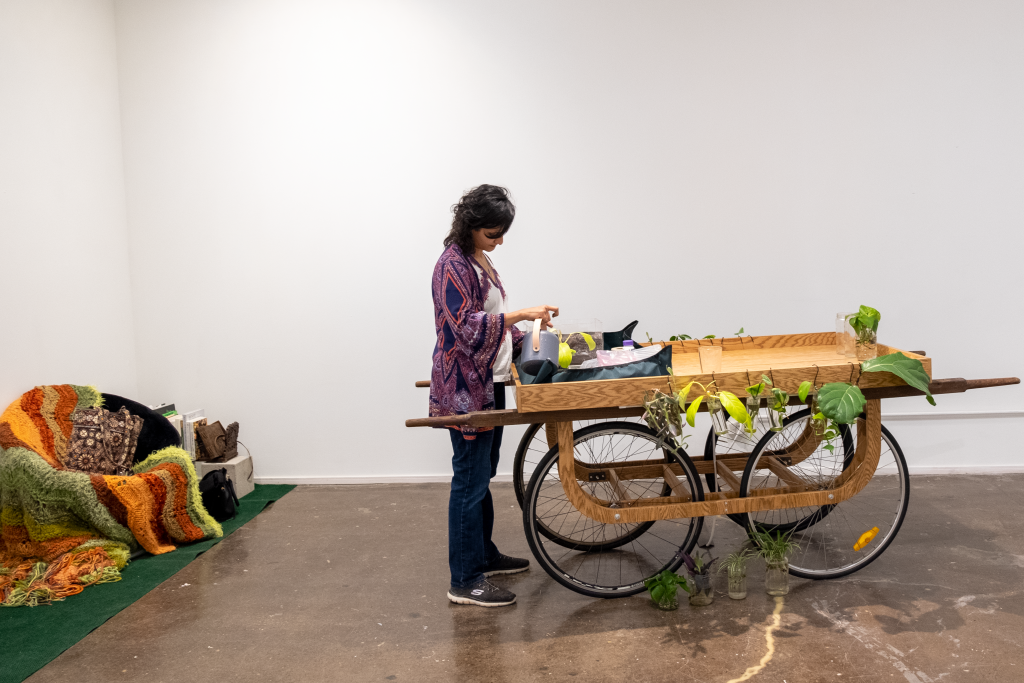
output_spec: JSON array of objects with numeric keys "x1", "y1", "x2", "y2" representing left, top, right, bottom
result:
[
  {"x1": 703, "y1": 405, "x2": 790, "y2": 525},
  {"x1": 524, "y1": 422, "x2": 677, "y2": 551},
  {"x1": 740, "y1": 412, "x2": 909, "y2": 579},
  {"x1": 523, "y1": 423, "x2": 704, "y2": 598},
  {"x1": 512, "y1": 417, "x2": 643, "y2": 510}
]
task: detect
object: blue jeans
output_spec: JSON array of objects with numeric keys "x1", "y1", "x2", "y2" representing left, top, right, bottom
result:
[{"x1": 448, "y1": 382, "x2": 504, "y2": 588}]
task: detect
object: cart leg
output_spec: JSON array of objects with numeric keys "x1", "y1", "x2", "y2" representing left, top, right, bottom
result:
[
  {"x1": 545, "y1": 423, "x2": 559, "y2": 450},
  {"x1": 554, "y1": 420, "x2": 601, "y2": 519}
]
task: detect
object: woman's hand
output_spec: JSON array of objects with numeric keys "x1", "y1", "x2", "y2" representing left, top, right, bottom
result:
[{"x1": 507, "y1": 305, "x2": 559, "y2": 329}]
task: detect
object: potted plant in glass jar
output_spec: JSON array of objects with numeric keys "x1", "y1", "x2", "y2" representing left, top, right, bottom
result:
[
  {"x1": 847, "y1": 305, "x2": 881, "y2": 361},
  {"x1": 751, "y1": 529, "x2": 799, "y2": 596},
  {"x1": 644, "y1": 570, "x2": 689, "y2": 611},
  {"x1": 682, "y1": 551, "x2": 716, "y2": 606},
  {"x1": 718, "y1": 549, "x2": 754, "y2": 599}
]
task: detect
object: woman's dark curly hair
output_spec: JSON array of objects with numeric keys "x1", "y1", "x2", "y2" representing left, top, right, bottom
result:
[{"x1": 444, "y1": 184, "x2": 515, "y2": 255}]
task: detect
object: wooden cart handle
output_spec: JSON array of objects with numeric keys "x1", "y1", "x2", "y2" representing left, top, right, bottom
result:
[{"x1": 415, "y1": 381, "x2": 430, "y2": 388}]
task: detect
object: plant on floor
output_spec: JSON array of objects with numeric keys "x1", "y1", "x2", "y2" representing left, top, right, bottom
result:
[
  {"x1": 751, "y1": 529, "x2": 799, "y2": 597},
  {"x1": 682, "y1": 551, "x2": 717, "y2": 605},
  {"x1": 644, "y1": 569, "x2": 689, "y2": 610},
  {"x1": 718, "y1": 548, "x2": 754, "y2": 600},
  {"x1": 750, "y1": 529, "x2": 800, "y2": 565}
]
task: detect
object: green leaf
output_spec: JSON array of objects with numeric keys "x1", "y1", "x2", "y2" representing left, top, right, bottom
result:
[
  {"x1": 669, "y1": 336, "x2": 678, "y2": 341},
  {"x1": 685, "y1": 395, "x2": 703, "y2": 428},
  {"x1": 761, "y1": 374, "x2": 772, "y2": 386},
  {"x1": 798, "y1": 381, "x2": 812, "y2": 403},
  {"x1": 580, "y1": 333, "x2": 596, "y2": 351},
  {"x1": 771, "y1": 388, "x2": 789, "y2": 410},
  {"x1": 860, "y1": 352, "x2": 934, "y2": 405},
  {"x1": 677, "y1": 381, "x2": 694, "y2": 410},
  {"x1": 746, "y1": 382, "x2": 765, "y2": 398},
  {"x1": 817, "y1": 382, "x2": 867, "y2": 424},
  {"x1": 679, "y1": 334, "x2": 692, "y2": 340},
  {"x1": 848, "y1": 305, "x2": 881, "y2": 335},
  {"x1": 734, "y1": 327, "x2": 744, "y2": 336},
  {"x1": 558, "y1": 342, "x2": 575, "y2": 368},
  {"x1": 651, "y1": 585, "x2": 665, "y2": 602},
  {"x1": 703, "y1": 335, "x2": 716, "y2": 339},
  {"x1": 718, "y1": 391, "x2": 750, "y2": 427}
]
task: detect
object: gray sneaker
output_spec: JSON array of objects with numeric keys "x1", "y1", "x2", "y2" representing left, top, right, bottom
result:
[
  {"x1": 447, "y1": 579, "x2": 516, "y2": 607},
  {"x1": 483, "y1": 553, "x2": 530, "y2": 577}
]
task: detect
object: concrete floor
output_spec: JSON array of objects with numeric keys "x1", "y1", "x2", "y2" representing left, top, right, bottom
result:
[{"x1": 29, "y1": 476, "x2": 1024, "y2": 683}]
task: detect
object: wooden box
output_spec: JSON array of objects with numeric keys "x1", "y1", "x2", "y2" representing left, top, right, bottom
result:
[{"x1": 511, "y1": 332, "x2": 930, "y2": 413}]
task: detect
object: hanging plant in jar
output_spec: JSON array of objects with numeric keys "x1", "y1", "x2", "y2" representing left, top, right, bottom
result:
[
  {"x1": 798, "y1": 380, "x2": 826, "y2": 436},
  {"x1": 755, "y1": 374, "x2": 788, "y2": 432},
  {"x1": 678, "y1": 380, "x2": 753, "y2": 437},
  {"x1": 744, "y1": 379, "x2": 767, "y2": 427}
]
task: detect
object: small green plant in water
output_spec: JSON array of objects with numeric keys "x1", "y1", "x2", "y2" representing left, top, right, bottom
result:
[
  {"x1": 718, "y1": 548, "x2": 754, "y2": 575},
  {"x1": 750, "y1": 529, "x2": 800, "y2": 564},
  {"x1": 847, "y1": 305, "x2": 880, "y2": 345},
  {"x1": 644, "y1": 569, "x2": 689, "y2": 609}
]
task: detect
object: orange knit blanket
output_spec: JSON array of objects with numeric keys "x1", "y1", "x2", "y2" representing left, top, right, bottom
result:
[{"x1": 0, "y1": 385, "x2": 222, "y2": 606}]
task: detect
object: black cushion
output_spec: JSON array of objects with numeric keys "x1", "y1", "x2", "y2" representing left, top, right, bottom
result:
[{"x1": 101, "y1": 394, "x2": 181, "y2": 464}]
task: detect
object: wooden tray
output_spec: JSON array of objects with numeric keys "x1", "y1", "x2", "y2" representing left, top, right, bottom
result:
[{"x1": 511, "y1": 332, "x2": 931, "y2": 413}]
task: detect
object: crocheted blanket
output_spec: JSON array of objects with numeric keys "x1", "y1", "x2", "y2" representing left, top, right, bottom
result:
[{"x1": 0, "y1": 385, "x2": 222, "y2": 606}]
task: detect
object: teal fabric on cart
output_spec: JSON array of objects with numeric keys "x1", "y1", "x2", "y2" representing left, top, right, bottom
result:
[{"x1": 516, "y1": 346, "x2": 672, "y2": 385}]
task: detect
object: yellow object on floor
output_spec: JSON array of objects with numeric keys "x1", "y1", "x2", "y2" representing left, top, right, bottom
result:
[{"x1": 854, "y1": 526, "x2": 880, "y2": 551}]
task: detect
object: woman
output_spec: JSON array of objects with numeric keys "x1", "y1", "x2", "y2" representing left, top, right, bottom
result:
[{"x1": 430, "y1": 184, "x2": 558, "y2": 608}]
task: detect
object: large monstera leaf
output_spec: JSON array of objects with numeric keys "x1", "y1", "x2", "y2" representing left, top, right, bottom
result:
[
  {"x1": 817, "y1": 382, "x2": 867, "y2": 424},
  {"x1": 861, "y1": 352, "x2": 935, "y2": 406}
]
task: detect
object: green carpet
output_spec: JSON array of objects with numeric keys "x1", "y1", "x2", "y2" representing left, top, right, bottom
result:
[{"x1": 0, "y1": 484, "x2": 295, "y2": 683}]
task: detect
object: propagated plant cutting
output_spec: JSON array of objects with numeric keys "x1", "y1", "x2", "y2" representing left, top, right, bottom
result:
[
  {"x1": 644, "y1": 569, "x2": 688, "y2": 610},
  {"x1": 718, "y1": 548, "x2": 754, "y2": 600},
  {"x1": 847, "y1": 305, "x2": 880, "y2": 360},
  {"x1": 750, "y1": 529, "x2": 800, "y2": 596},
  {"x1": 682, "y1": 551, "x2": 717, "y2": 606},
  {"x1": 680, "y1": 380, "x2": 753, "y2": 436}
]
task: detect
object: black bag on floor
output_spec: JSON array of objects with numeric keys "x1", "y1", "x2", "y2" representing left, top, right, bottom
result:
[{"x1": 199, "y1": 468, "x2": 240, "y2": 521}]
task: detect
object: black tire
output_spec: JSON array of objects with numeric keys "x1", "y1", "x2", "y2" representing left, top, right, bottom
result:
[
  {"x1": 703, "y1": 406, "x2": 792, "y2": 526},
  {"x1": 513, "y1": 417, "x2": 645, "y2": 511},
  {"x1": 523, "y1": 423, "x2": 705, "y2": 598},
  {"x1": 512, "y1": 423, "x2": 544, "y2": 510},
  {"x1": 738, "y1": 409, "x2": 854, "y2": 535},
  {"x1": 740, "y1": 412, "x2": 910, "y2": 579}
]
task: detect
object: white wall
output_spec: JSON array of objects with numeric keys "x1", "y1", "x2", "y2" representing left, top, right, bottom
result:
[
  {"x1": 0, "y1": 0, "x2": 138, "y2": 406},
  {"x1": 109, "y1": 0, "x2": 1023, "y2": 481}
]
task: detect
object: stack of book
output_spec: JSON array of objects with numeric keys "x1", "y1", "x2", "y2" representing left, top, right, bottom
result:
[{"x1": 151, "y1": 403, "x2": 208, "y2": 461}]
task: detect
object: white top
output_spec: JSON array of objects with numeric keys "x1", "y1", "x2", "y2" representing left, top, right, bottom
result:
[{"x1": 471, "y1": 258, "x2": 513, "y2": 383}]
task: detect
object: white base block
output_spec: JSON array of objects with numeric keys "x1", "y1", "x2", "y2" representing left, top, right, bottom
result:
[{"x1": 196, "y1": 455, "x2": 254, "y2": 498}]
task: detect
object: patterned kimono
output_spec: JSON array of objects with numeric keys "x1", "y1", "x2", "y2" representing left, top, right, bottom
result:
[{"x1": 429, "y1": 244, "x2": 524, "y2": 435}]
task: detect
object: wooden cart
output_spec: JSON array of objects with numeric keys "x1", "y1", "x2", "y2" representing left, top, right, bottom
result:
[{"x1": 407, "y1": 333, "x2": 1019, "y2": 598}]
